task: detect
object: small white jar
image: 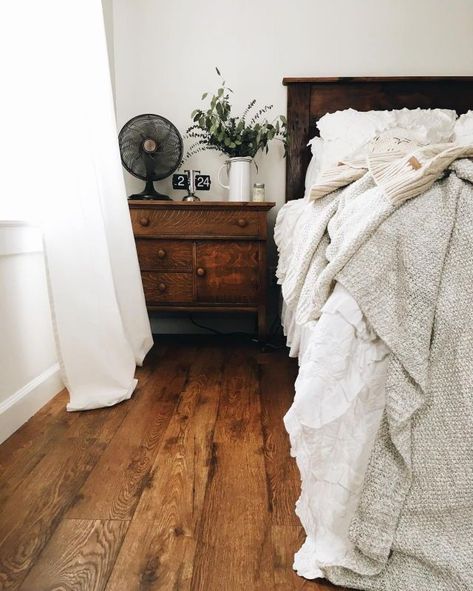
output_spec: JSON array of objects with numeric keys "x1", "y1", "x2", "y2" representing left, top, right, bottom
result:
[{"x1": 252, "y1": 183, "x2": 265, "y2": 202}]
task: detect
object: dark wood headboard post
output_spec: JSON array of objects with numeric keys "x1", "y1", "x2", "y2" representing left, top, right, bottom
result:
[
  {"x1": 282, "y1": 76, "x2": 473, "y2": 202},
  {"x1": 284, "y1": 81, "x2": 311, "y2": 201}
]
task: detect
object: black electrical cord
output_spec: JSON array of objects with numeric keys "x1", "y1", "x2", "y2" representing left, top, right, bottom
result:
[{"x1": 188, "y1": 313, "x2": 286, "y2": 351}]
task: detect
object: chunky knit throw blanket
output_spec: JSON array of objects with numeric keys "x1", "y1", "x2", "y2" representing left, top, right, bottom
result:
[
  {"x1": 275, "y1": 159, "x2": 473, "y2": 591},
  {"x1": 309, "y1": 142, "x2": 473, "y2": 205}
]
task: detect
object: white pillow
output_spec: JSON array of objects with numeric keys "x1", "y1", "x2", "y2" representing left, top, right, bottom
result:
[
  {"x1": 304, "y1": 108, "x2": 457, "y2": 195},
  {"x1": 393, "y1": 108, "x2": 456, "y2": 144},
  {"x1": 304, "y1": 137, "x2": 324, "y2": 198},
  {"x1": 320, "y1": 136, "x2": 365, "y2": 168},
  {"x1": 454, "y1": 111, "x2": 473, "y2": 145},
  {"x1": 317, "y1": 107, "x2": 456, "y2": 143},
  {"x1": 317, "y1": 108, "x2": 394, "y2": 142},
  {"x1": 304, "y1": 133, "x2": 370, "y2": 185}
]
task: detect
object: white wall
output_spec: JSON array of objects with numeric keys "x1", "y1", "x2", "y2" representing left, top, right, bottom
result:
[
  {"x1": 0, "y1": 224, "x2": 63, "y2": 443},
  {"x1": 111, "y1": 0, "x2": 473, "y2": 334},
  {"x1": 113, "y1": 0, "x2": 473, "y2": 210}
]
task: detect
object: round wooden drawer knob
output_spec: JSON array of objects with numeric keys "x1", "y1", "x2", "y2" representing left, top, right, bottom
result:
[
  {"x1": 158, "y1": 283, "x2": 167, "y2": 292},
  {"x1": 237, "y1": 218, "x2": 248, "y2": 227},
  {"x1": 196, "y1": 268, "x2": 206, "y2": 277},
  {"x1": 139, "y1": 217, "x2": 150, "y2": 227},
  {"x1": 157, "y1": 249, "x2": 166, "y2": 259}
]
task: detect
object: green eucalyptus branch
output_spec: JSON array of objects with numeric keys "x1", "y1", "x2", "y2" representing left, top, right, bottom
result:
[{"x1": 184, "y1": 68, "x2": 287, "y2": 161}]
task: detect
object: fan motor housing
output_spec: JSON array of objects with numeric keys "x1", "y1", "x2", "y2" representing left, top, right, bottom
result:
[{"x1": 143, "y1": 138, "x2": 158, "y2": 153}]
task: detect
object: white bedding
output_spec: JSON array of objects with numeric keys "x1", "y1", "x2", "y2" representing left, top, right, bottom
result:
[
  {"x1": 278, "y1": 107, "x2": 472, "y2": 584},
  {"x1": 282, "y1": 283, "x2": 389, "y2": 579},
  {"x1": 302, "y1": 107, "x2": 457, "y2": 197},
  {"x1": 276, "y1": 195, "x2": 391, "y2": 579}
]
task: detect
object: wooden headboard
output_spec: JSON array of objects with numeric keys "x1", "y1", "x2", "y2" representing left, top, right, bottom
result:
[{"x1": 283, "y1": 76, "x2": 473, "y2": 201}]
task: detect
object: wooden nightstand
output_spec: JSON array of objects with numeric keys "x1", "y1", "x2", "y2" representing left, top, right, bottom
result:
[{"x1": 129, "y1": 200, "x2": 275, "y2": 339}]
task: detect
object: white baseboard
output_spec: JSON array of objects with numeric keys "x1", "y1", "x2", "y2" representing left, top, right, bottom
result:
[
  {"x1": 0, "y1": 221, "x2": 43, "y2": 256},
  {"x1": 0, "y1": 364, "x2": 64, "y2": 444}
]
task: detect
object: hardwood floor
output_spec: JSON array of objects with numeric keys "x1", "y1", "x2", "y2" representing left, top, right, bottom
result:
[{"x1": 0, "y1": 337, "x2": 347, "y2": 591}]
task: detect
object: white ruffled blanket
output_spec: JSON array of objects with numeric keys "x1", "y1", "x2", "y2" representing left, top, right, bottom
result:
[
  {"x1": 284, "y1": 284, "x2": 389, "y2": 578},
  {"x1": 276, "y1": 159, "x2": 473, "y2": 590},
  {"x1": 276, "y1": 194, "x2": 391, "y2": 579}
]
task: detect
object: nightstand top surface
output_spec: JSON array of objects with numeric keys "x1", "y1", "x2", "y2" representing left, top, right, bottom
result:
[{"x1": 129, "y1": 200, "x2": 275, "y2": 210}]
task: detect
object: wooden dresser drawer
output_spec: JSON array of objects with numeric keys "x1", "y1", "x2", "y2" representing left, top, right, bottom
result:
[
  {"x1": 141, "y1": 272, "x2": 193, "y2": 304},
  {"x1": 136, "y1": 239, "x2": 192, "y2": 271},
  {"x1": 131, "y1": 207, "x2": 262, "y2": 238}
]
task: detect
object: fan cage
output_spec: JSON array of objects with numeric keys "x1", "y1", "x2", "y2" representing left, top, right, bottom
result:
[{"x1": 118, "y1": 113, "x2": 183, "y2": 182}]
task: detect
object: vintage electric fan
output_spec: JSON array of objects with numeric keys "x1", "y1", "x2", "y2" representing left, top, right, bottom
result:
[{"x1": 118, "y1": 114, "x2": 183, "y2": 200}]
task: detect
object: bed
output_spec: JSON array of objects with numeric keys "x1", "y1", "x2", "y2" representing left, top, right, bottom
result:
[
  {"x1": 276, "y1": 77, "x2": 473, "y2": 590},
  {"x1": 284, "y1": 76, "x2": 473, "y2": 201}
]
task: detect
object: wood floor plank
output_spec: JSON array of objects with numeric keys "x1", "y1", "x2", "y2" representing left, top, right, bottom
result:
[
  {"x1": 213, "y1": 346, "x2": 262, "y2": 445},
  {"x1": 19, "y1": 519, "x2": 129, "y2": 591},
  {"x1": 0, "y1": 389, "x2": 76, "y2": 506},
  {"x1": 0, "y1": 388, "x2": 68, "y2": 463},
  {"x1": 272, "y1": 525, "x2": 308, "y2": 590},
  {"x1": 190, "y1": 345, "x2": 274, "y2": 591},
  {"x1": 191, "y1": 443, "x2": 274, "y2": 591},
  {"x1": 0, "y1": 404, "x2": 128, "y2": 590},
  {"x1": 0, "y1": 338, "x2": 349, "y2": 591},
  {"x1": 272, "y1": 525, "x2": 349, "y2": 591},
  {"x1": 260, "y1": 351, "x2": 301, "y2": 525},
  {"x1": 105, "y1": 347, "x2": 223, "y2": 591},
  {"x1": 67, "y1": 351, "x2": 189, "y2": 520},
  {"x1": 309, "y1": 580, "x2": 349, "y2": 591}
]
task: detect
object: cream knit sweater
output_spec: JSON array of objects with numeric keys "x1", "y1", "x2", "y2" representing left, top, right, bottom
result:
[{"x1": 310, "y1": 143, "x2": 473, "y2": 205}]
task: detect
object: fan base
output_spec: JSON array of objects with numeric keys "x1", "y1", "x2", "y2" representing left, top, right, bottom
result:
[
  {"x1": 128, "y1": 193, "x2": 172, "y2": 201},
  {"x1": 128, "y1": 179, "x2": 172, "y2": 200}
]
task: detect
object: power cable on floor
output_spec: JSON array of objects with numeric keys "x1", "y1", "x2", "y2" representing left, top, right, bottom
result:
[{"x1": 188, "y1": 313, "x2": 285, "y2": 351}]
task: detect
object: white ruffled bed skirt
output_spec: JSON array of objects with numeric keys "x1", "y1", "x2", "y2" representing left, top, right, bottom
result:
[{"x1": 282, "y1": 282, "x2": 390, "y2": 579}]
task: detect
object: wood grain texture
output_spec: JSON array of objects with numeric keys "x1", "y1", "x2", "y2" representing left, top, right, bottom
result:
[
  {"x1": 67, "y1": 351, "x2": 189, "y2": 521},
  {"x1": 272, "y1": 525, "x2": 307, "y2": 590},
  {"x1": 191, "y1": 346, "x2": 272, "y2": 590},
  {"x1": 129, "y1": 201, "x2": 275, "y2": 209},
  {"x1": 136, "y1": 239, "x2": 193, "y2": 271},
  {"x1": 284, "y1": 76, "x2": 473, "y2": 201},
  {"x1": 195, "y1": 240, "x2": 260, "y2": 304},
  {"x1": 19, "y1": 519, "x2": 129, "y2": 591},
  {"x1": 0, "y1": 404, "x2": 128, "y2": 590},
  {"x1": 105, "y1": 347, "x2": 224, "y2": 591},
  {"x1": 142, "y1": 271, "x2": 193, "y2": 304},
  {"x1": 213, "y1": 347, "x2": 263, "y2": 445},
  {"x1": 260, "y1": 352, "x2": 301, "y2": 525},
  {"x1": 309, "y1": 79, "x2": 473, "y2": 121},
  {"x1": 285, "y1": 82, "x2": 311, "y2": 202},
  {"x1": 131, "y1": 207, "x2": 262, "y2": 238},
  {"x1": 283, "y1": 75, "x2": 473, "y2": 84},
  {"x1": 0, "y1": 338, "x2": 348, "y2": 591},
  {"x1": 0, "y1": 389, "x2": 73, "y2": 507},
  {"x1": 130, "y1": 202, "x2": 274, "y2": 339},
  {"x1": 191, "y1": 443, "x2": 274, "y2": 591}
]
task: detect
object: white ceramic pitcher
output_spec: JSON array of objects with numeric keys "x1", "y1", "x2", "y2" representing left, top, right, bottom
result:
[{"x1": 217, "y1": 156, "x2": 252, "y2": 201}]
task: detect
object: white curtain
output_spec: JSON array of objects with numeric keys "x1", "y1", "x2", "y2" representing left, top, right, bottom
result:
[{"x1": 0, "y1": 1, "x2": 153, "y2": 410}]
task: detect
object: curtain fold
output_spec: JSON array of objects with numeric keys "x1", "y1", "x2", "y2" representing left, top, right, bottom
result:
[{"x1": 1, "y1": 0, "x2": 153, "y2": 411}]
